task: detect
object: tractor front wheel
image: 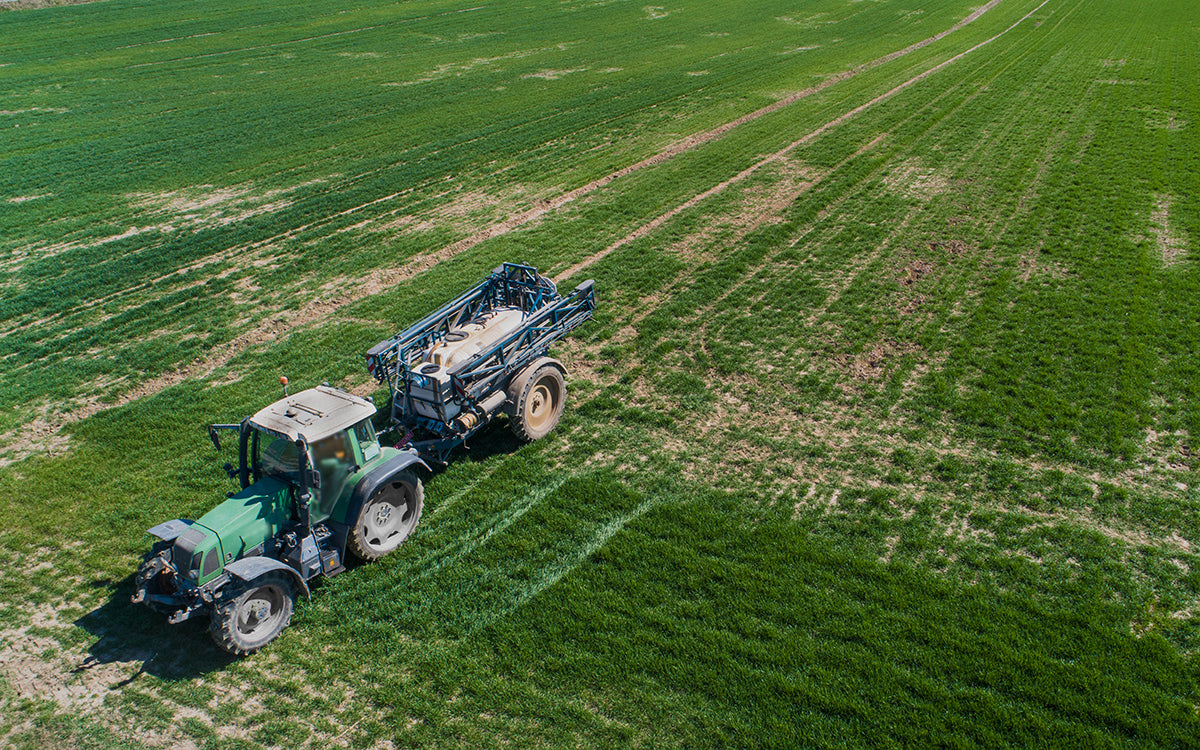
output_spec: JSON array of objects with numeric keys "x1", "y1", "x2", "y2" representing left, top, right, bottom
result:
[
  {"x1": 210, "y1": 572, "x2": 296, "y2": 655},
  {"x1": 349, "y1": 471, "x2": 424, "y2": 562}
]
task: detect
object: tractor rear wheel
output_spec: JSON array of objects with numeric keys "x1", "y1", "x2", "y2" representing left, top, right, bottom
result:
[
  {"x1": 507, "y1": 364, "x2": 565, "y2": 442},
  {"x1": 210, "y1": 572, "x2": 296, "y2": 656},
  {"x1": 349, "y1": 471, "x2": 423, "y2": 562}
]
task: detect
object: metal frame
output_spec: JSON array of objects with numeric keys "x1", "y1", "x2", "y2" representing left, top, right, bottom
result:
[{"x1": 365, "y1": 263, "x2": 595, "y2": 463}]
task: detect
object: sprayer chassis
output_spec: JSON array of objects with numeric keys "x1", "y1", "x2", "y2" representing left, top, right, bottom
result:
[{"x1": 366, "y1": 263, "x2": 595, "y2": 463}]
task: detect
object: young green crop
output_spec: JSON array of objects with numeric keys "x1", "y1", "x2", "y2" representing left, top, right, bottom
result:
[{"x1": 1, "y1": 0, "x2": 1198, "y2": 746}]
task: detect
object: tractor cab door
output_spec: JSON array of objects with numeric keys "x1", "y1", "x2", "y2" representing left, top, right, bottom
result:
[
  {"x1": 352, "y1": 419, "x2": 381, "y2": 465},
  {"x1": 309, "y1": 431, "x2": 357, "y2": 524}
]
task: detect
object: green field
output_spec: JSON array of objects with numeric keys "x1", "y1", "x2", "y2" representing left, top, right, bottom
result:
[{"x1": 1, "y1": 0, "x2": 1198, "y2": 746}]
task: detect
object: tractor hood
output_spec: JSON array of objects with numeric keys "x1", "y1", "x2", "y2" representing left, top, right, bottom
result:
[{"x1": 195, "y1": 476, "x2": 294, "y2": 565}]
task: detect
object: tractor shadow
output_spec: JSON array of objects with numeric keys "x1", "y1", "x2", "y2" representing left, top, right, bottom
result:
[
  {"x1": 73, "y1": 574, "x2": 237, "y2": 685},
  {"x1": 432, "y1": 414, "x2": 530, "y2": 468}
]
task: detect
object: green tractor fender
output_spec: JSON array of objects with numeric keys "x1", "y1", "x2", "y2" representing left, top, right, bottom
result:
[{"x1": 224, "y1": 556, "x2": 310, "y2": 599}]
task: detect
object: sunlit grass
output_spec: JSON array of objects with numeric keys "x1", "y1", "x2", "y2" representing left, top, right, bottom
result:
[{"x1": 1, "y1": 0, "x2": 1198, "y2": 746}]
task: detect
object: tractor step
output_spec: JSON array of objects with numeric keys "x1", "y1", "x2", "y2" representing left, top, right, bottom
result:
[{"x1": 320, "y1": 548, "x2": 346, "y2": 576}]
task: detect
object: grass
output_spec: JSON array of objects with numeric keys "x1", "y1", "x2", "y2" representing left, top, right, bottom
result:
[
  {"x1": 0, "y1": 0, "x2": 1018, "y2": 433},
  {"x1": 1, "y1": 0, "x2": 1199, "y2": 746}
]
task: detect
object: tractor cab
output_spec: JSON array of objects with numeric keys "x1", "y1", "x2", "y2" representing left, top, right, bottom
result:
[
  {"x1": 208, "y1": 385, "x2": 383, "y2": 518},
  {"x1": 244, "y1": 386, "x2": 381, "y2": 522}
]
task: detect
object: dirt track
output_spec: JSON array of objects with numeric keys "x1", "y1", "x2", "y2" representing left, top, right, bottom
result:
[{"x1": 0, "y1": 0, "x2": 1018, "y2": 465}]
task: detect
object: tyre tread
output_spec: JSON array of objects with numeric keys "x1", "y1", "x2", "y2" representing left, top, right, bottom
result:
[
  {"x1": 209, "y1": 571, "x2": 295, "y2": 656},
  {"x1": 507, "y1": 364, "x2": 566, "y2": 442}
]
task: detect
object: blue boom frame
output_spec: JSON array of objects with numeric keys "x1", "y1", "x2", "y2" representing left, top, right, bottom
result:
[{"x1": 366, "y1": 263, "x2": 595, "y2": 463}]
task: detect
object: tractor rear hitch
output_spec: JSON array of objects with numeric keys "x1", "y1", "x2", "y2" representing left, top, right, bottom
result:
[{"x1": 167, "y1": 604, "x2": 205, "y2": 625}]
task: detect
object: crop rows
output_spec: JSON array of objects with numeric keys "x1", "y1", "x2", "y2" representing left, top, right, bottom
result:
[
  {"x1": 1, "y1": 0, "x2": 1198, "y2": 747},
  {"x1": 0, "y1": 0, "x2": 986, "y2": 442}
]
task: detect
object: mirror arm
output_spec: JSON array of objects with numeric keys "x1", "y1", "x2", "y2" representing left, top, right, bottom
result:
[{"x1": 207, "y1": 423, "x2": 242, "y2": 452}]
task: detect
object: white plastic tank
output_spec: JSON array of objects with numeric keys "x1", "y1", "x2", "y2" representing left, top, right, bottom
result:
[
  {"x1": 424, "y1": 307, "x2": 528, "y2": 369},
  {"x1": 408, "y1": 307, "x2": 528, "y2": 422}
]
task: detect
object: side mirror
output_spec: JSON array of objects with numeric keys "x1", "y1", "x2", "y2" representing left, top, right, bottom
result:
[
  {"x1": 208, "y1": 427, "x2": 221, "y2": 451},
  {"x1": 306, "y1": 469, "x2": 322, "y2": 489}
]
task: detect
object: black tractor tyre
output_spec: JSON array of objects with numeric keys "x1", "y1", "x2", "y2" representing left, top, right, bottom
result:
[
  {"x1": 348, "y1": 470, "x2": 424, "y2": 562},
  {"x1": 506, "y1": 364, "x2": 566, "y2": 442},
  {"x1": 210, "y1": 572, "x2": 296, "y2": 656}
]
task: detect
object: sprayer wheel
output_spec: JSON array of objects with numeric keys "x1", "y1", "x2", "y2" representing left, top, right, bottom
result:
[{"x1": 508, "y1": 365, "x2": 565, "y2": 442}]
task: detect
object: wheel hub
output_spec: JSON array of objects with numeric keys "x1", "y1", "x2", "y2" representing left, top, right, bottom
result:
[
  {"x1": 237, "y1": 589, "x2": 282, "y2": 636},
  {"x1": 248, "y1": 600, "x2": 270, "y2": 622},
  {"x1": 528, "y1": 384, "x2": 552, "y2": 427}
]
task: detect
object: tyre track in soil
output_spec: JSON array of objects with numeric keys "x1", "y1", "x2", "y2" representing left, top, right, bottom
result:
[
  {"x1": 465, "y1": 494, "x2": 659, "y2": 635},
  {"x1": 556, "y1": 2, "x2": 1058, "y2": 496},
  {"x1": 553, "y1": 0, "x2": 1051, "y2": 283},
  {"x1": 0, "y1": 0, "x2": 1017, "y2": 465},
  {"x1": 639, "y1": 36, "x2": 1009, "y2": 355}
]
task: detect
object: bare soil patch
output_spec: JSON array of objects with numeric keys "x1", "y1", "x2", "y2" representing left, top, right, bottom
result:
[
  {"x1": 899, "y1": 257, "x2": 935, "y2": 287},
  {"x1": 2, "y1": 224, "x2": 168, "y2": 274},
  {"x1": 1149, "y1": 194, "x2": 1188, "y2": 266},
  {"x1": 3, "y1": 179, "x2": 324, "y2": 276},
  {"x1": 834, "y1": 339, "x2": 922, "y2": 382},
  {"x1": 375, "y1": 185, "x2": 544, "y2": 236},
  {"x1": 0, "y1": 602, "x2": 146, "y2": 712},
  {"x1": 389, "y1": 48, "x2": 546, "y2": 86},
  {"x1": 663, "y1": 158, "x2": 823, "y2": 264},
  {"x1": 1017, "y1": 252, "x2": 1073, "y2": 282},
  {"x1": 0, "y1": 409, "x2": 72, "y2": 467},
  {"x1": 129, "y1": 178, "x2": 325, "y2": 232},
  {"x1": 523, "y1": 68, "x2": 588, "y2": 80},
  {"x1": 884, "y1": 158, "x2": 952, "y2": 202},
  {"x1": 1143, "y1": 107, "x2": 1187, "y2": 131}
]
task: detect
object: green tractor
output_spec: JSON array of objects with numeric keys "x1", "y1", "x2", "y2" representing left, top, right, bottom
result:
[{"x1": 132, "y1": 385, "x2": 427, "y2": 654}]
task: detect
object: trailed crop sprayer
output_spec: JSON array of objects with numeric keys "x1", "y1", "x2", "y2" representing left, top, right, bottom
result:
[{"x1": 366, "y1": 262, "x2": 595, "y2": 464}]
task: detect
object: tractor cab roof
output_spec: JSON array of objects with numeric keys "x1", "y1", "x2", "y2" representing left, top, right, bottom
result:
[{"x1": 249, "y1": 385, "x2": 376, "y2": 444}]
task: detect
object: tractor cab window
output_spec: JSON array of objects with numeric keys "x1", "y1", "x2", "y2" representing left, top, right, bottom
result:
[
  {"x1": 259, "y1": 436, "x2": 300, "y2": 483},
  {"x1": 353, "y1": 420, "x2": 380, "y2": 463},
  {"x1": 310, "y1": 431, "x2": 356, "y2": 523}
]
